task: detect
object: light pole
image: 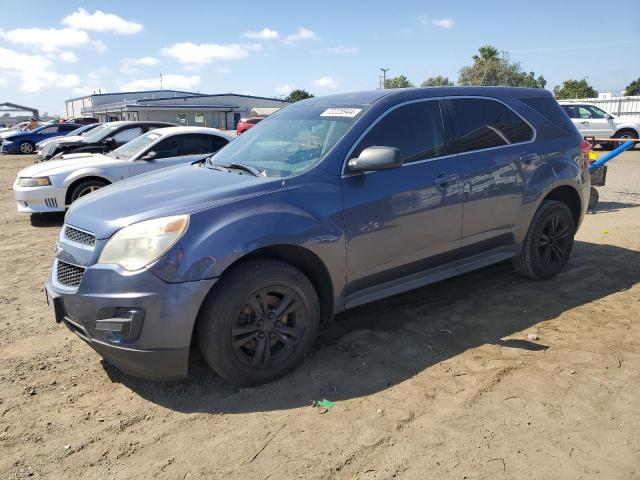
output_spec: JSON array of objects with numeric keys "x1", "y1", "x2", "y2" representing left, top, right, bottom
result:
[{"x1": 380, "y1": 67, "x2": 390, "y2": 89}]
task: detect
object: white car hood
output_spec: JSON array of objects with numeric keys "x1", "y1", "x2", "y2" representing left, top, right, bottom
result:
[{"x1": 18, "y1": 154, "x2": 124, "y2": 178}]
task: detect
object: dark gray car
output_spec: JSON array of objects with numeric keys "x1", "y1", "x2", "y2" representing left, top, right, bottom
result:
[{"x1": 45, "y1": 87, "x2": 590, "y2": 386}]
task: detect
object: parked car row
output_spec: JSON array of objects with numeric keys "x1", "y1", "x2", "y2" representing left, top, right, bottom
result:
[
  {"x1": 14, "y1": 124, "x2": 233, "y2": 212},
  {"x1": 23, "y1": 87, "x2": 591, "y2": 387}
]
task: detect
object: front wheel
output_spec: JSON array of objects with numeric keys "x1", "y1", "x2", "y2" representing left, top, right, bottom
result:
[
  {"x1": 513, "y1": 200, "x2": 575, "y2": 280},
  {"x1": 69, "y1": 179, "x2": 108, "y2": 203},
  {"x1": 614, "y1": 129, "x2": 638, "y2": 150},
  {"x1": 19, "y1": 141, "x2": 35, "y2": 154},
  {"x1": 197, "y1": 259, "x2": 320, "y2": 386}
]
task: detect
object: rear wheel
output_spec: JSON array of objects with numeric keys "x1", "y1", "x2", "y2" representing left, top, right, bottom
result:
[
  {"x1": 614, "y1": 129, "x2": 638, "y2": 150},
  {"x1": 514, "y1": 200, "x2": 575, "y2": 280},
  {"x1": 197, "y1": 259, "x2": 320, "y2": 386},
  {"x1": 19, "y1": 141, "x2": 35, "y2": 154},
  {"x1": 69, "y1": 179, "x2": 108, "y2": 203}
]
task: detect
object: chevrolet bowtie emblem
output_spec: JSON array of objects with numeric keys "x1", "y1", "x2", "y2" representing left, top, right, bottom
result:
[{"x1": 54, "y1": 243, "x2": 63, "y2": 257}]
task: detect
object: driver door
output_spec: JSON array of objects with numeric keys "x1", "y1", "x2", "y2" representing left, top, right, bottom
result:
[{"x1": 340, "y1": 99, "x2": 463, "y2": 306}]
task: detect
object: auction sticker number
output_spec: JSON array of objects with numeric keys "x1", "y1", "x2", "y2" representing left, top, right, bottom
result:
[{"x1": 320, "y1": 108, "x2": 362, "y2": 118}]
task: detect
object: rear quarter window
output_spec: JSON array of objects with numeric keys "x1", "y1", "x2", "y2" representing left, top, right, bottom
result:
[{"x1": 521, "y1": 97, "x2": 574, "y2": 133}]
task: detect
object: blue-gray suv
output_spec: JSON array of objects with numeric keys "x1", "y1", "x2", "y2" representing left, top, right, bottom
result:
[{"x1": 46, "y1": 87, "x2": 591, "y2": 386}]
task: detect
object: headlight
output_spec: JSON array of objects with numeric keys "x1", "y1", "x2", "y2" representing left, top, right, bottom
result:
[
  {"x1": 18, "y1": 177, "x2": 51, "y2": 187},
  {"x1": 98, "y1": 215, "x2": 189, "y2": 271}
]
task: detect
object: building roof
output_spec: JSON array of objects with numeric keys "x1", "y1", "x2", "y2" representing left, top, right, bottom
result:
[{"x1": 66, "y1": 89, "x2": 205, "y2": 103}]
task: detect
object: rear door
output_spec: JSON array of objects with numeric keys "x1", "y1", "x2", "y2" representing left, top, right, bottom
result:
[
  {"x1": 446, "y1": 97, "x2": 535, "y2": 257},
  {"x1": 341, "y1": 99, "x2": 463, "y2": 303}
]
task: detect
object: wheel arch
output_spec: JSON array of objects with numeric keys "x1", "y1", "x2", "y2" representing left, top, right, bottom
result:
[
  {"x1": 64, "y1": 175, "x2": 111, "y2": 205},
  {"x1": 542, "y1": 184, "x2": 582, "y2": 227},
  {"x1": 614, "y1": 125, "x2": 640, "y2": 138}
]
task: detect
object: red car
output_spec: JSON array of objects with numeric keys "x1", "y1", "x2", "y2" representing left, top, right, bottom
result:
[{"x1": 236, "y1": 117, "x2": 263, "y2": 135}]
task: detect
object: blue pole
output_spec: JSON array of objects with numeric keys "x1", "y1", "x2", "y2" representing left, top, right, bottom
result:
[{"x1": 589, "y1": 140, "x2": 634, "y2": 174}]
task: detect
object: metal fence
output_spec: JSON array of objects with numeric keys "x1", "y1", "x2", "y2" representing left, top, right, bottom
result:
[{"x1": 561, "y1": 96, "x2": 640, "y2": 118}]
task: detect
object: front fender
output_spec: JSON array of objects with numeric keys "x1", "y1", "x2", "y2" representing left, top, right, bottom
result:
[
  {"x1": 614, "y1": 123, "x2": 640, "y2": 136},
  {"x1": 149, "y1": 173, "x2": 346, "y2": 304},
  {"x1": 63, "y1": 168, "x2": 118, "y2": 187}
]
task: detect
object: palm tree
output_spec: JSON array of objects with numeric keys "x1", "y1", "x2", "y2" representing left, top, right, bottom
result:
[{"x1": 472, "y1": 45, "x2": 499, "y2": 63}]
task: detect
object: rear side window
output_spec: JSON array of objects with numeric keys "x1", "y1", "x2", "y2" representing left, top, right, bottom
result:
[
  {"x1": 522, "y1": 97, "x2": 574, "y2": 132},
  {"x1": 178, "y1": 134, "x2": 224, "y2": 155},
  {"x1": 353, "y1": 100, "x2": 446, "y2": 163},
  {"x1": 449, "y1": 98, "x2": 533, "y2": 153}
]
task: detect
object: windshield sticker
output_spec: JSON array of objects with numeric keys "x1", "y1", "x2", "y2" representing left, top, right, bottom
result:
[{"x1": 320, "y1": 108, "x2": 362, "y2": 118}]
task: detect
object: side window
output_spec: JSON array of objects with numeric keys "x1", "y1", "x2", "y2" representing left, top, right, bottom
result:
[
  {"x1": 112, "y1": 127, "x2": 143, "y2": 144},
  {"x1": 561, "y1": 105, "x2": 579, "y2": 119},
  {"x1": 210, "y1": 135, "x2": 229, "y2": 152},
  {"x1": 177, "y1": 134, "x2": 217, "y2": 156},
  {"x1": 151, "y1": 137, "x2": 179, "y2": 159},
  {"x1": 450, "y1": 98, "x2": 533, "y2": 153},
  {"x1": 38, "y1": 126, "x2": 59, "y2": 135},
  {"x1": 584, "y1": 106, "x2": 606, "y2": 119},
  {"x1": 353, "y1": 101, "x2": 446, "y2": 163},
  {"x1": 60, "y1": 124, "x2": 78, "y2": 132}
]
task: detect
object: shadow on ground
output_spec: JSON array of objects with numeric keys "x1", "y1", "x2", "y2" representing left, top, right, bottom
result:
[
  {"x1": 105, "y1": 240, "x2": 640, "y2": 413},
  {"x1": 30, "y1": 212, "x2": 65, "y2": 227},
  {"x1": 589, "y1": 201, "x2": 640, "y2": 214}
]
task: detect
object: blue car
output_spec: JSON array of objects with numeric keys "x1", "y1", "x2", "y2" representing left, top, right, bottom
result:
[
  {"x1": 45, "y1": 87, "x2": 590, "y2": 385},
  {"x1": 1, "y1": 123, "x2": 80, "y2": 154}
]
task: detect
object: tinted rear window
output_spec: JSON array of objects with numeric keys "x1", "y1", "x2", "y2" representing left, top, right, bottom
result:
[
  {"x1": 449, "y1": 98, "x2": 533, "y2": 153},
  {"x1": 521, "y1": 97, "x2": 573, "y2": 132}
]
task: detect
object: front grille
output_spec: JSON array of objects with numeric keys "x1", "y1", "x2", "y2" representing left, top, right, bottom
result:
[
  {"x1": 56, "y1": 261, "x2": 85, "y2": 288},
  {"x1": 64, "y1": 225, "x2": 95, "y2": 246}
]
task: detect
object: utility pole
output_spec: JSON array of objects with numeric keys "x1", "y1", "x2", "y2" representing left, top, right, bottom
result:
[
  {"x1": 160, "y1": 74, "x2": 163, "y2": 90},
  {"x1": 380, "y1": 67, "x2": 390, "y2": 89}
]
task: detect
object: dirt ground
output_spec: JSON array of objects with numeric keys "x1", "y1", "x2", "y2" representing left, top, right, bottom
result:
[{"x1": 1, "y1": 151, "x2": 639, "y2": 480}]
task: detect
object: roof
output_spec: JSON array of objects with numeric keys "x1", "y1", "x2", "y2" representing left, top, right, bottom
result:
[
  {"x1": 66, "y1": 89, "x2": 205, "y2": 103},
  {"x1": 250, "y1": 107, "x2": 281, "y2": 116},
  {"x1": 298, "y1": 86, "x2": 553, "y2": 107},
  {"x1": 150, "y1": 126, "x2": 235, "y2": 140}
]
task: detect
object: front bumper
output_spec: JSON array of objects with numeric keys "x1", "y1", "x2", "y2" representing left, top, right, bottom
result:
[
  {"x1": 1, "y1": 142, "x2": 19, "y2": 154},
  {"x1": 46, "y1": 261, "x2": 216, "y2": 380},
  {"x1": 13, "y1": 183, "x2": 66, "y2": 213}
]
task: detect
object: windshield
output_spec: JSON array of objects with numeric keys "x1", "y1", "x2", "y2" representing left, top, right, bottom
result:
[
  {"x1": 83, "y1": 124, "x2": 120, "y2": 143},
  {"x1": 109, "y1": 131, "x2": 161, "y2": 160},
  {"x1": 209, "y1": 104, "x2": 368, "y2": 177}
]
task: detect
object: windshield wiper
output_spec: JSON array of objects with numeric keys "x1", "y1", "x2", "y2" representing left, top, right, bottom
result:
[{"x1": 219, "y1": 162, "x2": 264, "y2": 177}]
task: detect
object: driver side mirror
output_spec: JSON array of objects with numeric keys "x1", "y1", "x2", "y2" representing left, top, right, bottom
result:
[
  {"x1": 140, "y1": 151, "x2": 157, "y2": 161},
  {"x1": 348, "y1": 146, "x2": 403, "y2": 173},
  {"x1": 103, "y1": 137, "x2": 115, "y2": 145},
  {"x1": 605, "y1": 114, "x2": 614, "y2": 120}
]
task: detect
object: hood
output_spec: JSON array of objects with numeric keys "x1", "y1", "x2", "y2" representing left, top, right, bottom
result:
[
  {"x1": 18, "y1": 154, "x2": 121, "y2": 178},
  {"x1": 3, "y1": 131, "x2": 28, "y2": 141},
  {"x1": 66, "y1": 164, "x2": 283, "y2": 239},
  {"x1": 60, "y1": 152, "x2": 97, "y2": 160}
]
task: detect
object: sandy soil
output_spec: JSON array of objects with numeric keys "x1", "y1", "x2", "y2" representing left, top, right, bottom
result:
[{"x1": 1, "y1": 151, "x2": 639, "y2": 479}]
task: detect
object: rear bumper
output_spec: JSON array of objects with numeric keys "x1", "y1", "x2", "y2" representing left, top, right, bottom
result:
[{"x1": 13, "y1": 184, "x2": 66, "y2": 213}]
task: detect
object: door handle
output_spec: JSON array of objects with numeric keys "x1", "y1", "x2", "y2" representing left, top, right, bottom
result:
[
  {"x1": 519, "y1": 153, "x2": 539, "y2": 164},
  {"x1": 580, "y1": 121, "x2": 589, "y2": 125},
  {"x1": 434, "y1": 173, "x2": 459, "y2": 186}
]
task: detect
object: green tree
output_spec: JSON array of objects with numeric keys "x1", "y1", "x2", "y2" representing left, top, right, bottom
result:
[
  {"x1": 384, "y1": 75, "x2": 414, "y2": 89},
  {"x1": 421, "y1": 75, "x2": 453, "y2": 87},
  {"x1": 458, "y1": 45, "x2": 546, "y2": 88},
  {"x1": 285, "y1": 89, "x2": 314, "y2": 102},
  {"x1": 553, "y1": 79, "x2": 597, "y2": 99},
  {"x1": 624, "y1": 78, "x2": 640, "y2": 96}
]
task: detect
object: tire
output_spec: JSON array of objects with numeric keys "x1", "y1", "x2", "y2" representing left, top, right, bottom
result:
[
  {"x1": 197, "y1": 259, "x2": 320, "y2": 387},
  {"x1": 19, "y1": 141, "x2": 35, "y2": 154},
  {"x1": 513, "y1": 200, "x2": 575, "y2": 280},
  {"x1": 69, "y1": 179, "x2": 108, "y2": 203},
  {"x1": 588, "y1": 187, "x2": 599, "y2": 210},
  {"x1": 614, "y1": 129, "x2": 638, "y2": 150}
]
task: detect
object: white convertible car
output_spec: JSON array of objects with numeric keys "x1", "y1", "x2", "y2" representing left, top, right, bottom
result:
[{"x1": 13, "y1": 126, "x2": 233, "y2": 213}]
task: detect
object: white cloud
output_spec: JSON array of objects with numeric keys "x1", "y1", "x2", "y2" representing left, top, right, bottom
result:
[
  {"x1": 160, "y1": 42, "x2": 261, "y2": 65},
  {"x1": 284, "y1": 27, "x2": 317, "y2": 44},
  {"x1": 418, "y1": 15, "x2": 455, "y2": 29},
  {"x1": 59, "y1": 51, "x2": 78, "y2": 63},
  {"x1": 120, "y1": 56, "x2": 159, "y2": 74},
  {"x1": 0, "y1": 46, "x2": 80, "y2": 92},
  {"x1": 327, "y1": 45, "x2": 358, "y2": 54},
  {"x1": 217, "y1": 67, "x2": 232, "y2": 74},
  {"x1": 275, "y1": 84, "x2": 295, "y2": 95},
  {"x1": 72, "y1": 85, "x2": 106, "y2": 96},
  {"x1": 0, "y1": 76, "x2": 8, "y2": 87},
  {"x1": 312, "y1": 76, "x2": 338, "y2": 88},
  {"x1": 62, "y1": 8, "x2": 142, "y2": 35},
  {"x1": 0, "y1": 27, "x2": 90, "y2": 52},
  {"x1": 120, "y1": 74, "x2": 200, "y2": 91},
  {"x1": 244, "y1": 28, "x2": 279, "y2": 40}
]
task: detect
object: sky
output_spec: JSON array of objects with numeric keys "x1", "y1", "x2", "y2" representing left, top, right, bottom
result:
[{"x1": 0, "y1": 0, "x2": 638, "y2": 116}]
